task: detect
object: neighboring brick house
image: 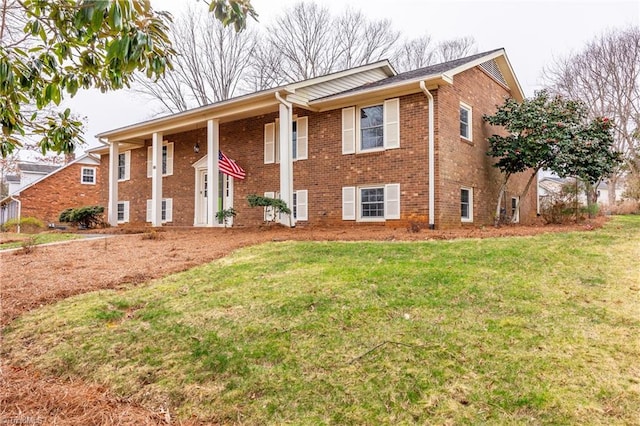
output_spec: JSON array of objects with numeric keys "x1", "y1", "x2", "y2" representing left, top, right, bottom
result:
[
  {"x1": 95, "y1": 49, "x2": 535, "y2": 229},
  {"x1": 0, "y1": 154, "x2": 102, "y2": 226}
]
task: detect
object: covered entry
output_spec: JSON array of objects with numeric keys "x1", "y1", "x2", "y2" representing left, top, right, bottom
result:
[{"x1": 193, "y1": 155, "x2": 234, "y2": 227}]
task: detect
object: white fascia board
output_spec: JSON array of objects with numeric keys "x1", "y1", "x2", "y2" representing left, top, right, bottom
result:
[
  {"x1": 9, "y1": 154, "x2": 95, "y2": 195},
  {"x1": 283, "y1": 60, "x2": 396, "y2": 93},
  {"x1": 96, "y1": 88, "x2": 282, "y2": 141},
  {"x1": 308, "y1": 74, "x2": 452, "y2": 109}
]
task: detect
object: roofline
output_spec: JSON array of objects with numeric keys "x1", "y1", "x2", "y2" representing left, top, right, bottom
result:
[
  {"x1": 308, "y1": 74, "x2": 454, "y2": 108},
  {"x1": 4, "y1": 154, "x2": 99, "y2": 198},
  {"x1": 95, "y1": 87, "x2": 282, "y2": 140},
  {"x1": 310, "y1": 49, "x2": 525, "y2": 105},
  {"x1": 96, "y1": 60, "x2": 399, "y2": 142}
]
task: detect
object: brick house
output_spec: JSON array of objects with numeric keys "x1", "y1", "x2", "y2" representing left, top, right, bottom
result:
[
  {"x1": 0, "y1": 154, "x2": 102, "y2": 226},
  {"x1": 95, "y1": 49, "x2": 535, "y2": 229}
]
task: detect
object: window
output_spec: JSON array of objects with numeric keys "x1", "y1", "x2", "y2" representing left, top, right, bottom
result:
[
  {"x1": 460, "y1": 103, "x2": 472, "y2": 141},
  {"x1": 342, "y1": 98, "x2": 400, "y2": 154},
  {"x1": 117, "y1": 201, "x2": 129, "y2": 223},
  {"x1": 81, "y1": 167, "x2": 96, "y2": 184},
  {"x1": 293, "y1": 190, "x2": 308, "y2": 221},
  {"x1": 511, "y1": 196, "x2": 520, "y2": 223},
  {"x1": 146, "y1": 198, "x2": 173, "y2": 223},
  {"x1": 461, "y1": 187, "x2": 473, "y2": 222},
  {"x1": 361, "y1": 187, "x2": 385, "y2": 218},
  {"x1": 118, "y1": 151, "x2": 130, "y2": 181},
  {"x1": 342, "y1": 184, "x2": 400, "y2": 221},
  {"x1": 360, "y1": 105, "x2": 384, "y2": 150},
  {"x1": 264, "y1": 117, "x2": 308, "y2": 164},
  {"x1": 147, "y1": 142, "x2": 174, "y2": 177}
]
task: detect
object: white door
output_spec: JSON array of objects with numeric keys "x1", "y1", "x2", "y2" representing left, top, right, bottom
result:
[{"x1": 196, "y1": 170, "x2": 233, "y2": 226}]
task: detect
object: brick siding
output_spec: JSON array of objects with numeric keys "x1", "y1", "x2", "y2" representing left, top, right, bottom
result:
[
  {"x1": 102, "y1": 65, "x2": 536, "y2": 229},
  {"x1": 19, "y1": 162, "x2": 102, "y2": 224}
]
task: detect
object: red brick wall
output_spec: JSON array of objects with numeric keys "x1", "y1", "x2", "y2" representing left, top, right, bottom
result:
[
  {"x1": 103, "y1": 66, "x2": 535, "y2": 229},
  {"x1": 19, "y1": 162, "x2": 102, "y2": 224},
  {"x1": 436, "y1": 66, "x2": 537, "y2": 227}
]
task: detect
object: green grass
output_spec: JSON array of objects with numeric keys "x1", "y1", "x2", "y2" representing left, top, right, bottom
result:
[
  {"x1": 3, "y1": 216, "x2": 640, "y2": 424},
  {"x1": 0, "y1": 232, "x2": 81, "y2": 250}
]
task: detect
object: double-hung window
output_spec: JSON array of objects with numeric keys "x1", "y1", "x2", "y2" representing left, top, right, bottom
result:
[
  {"x1": 264, "y1": 117, "x2": 308, "y2": 164},
  {"x1": 81, "y1": 167, "x2": 96, "y2": 184},
  {"x1": 342, "y1": 184, "x2": 400, "y2": 222},
  {"x1": 461, "y1": 187, "x2": 473, "y2": 222},
  {"x1": 342, "y1": 98, "x2": 400, "y2": 154},
  {"x1": 460, "y1": 102, "x2": 472, "y2": 141},
  {"x1": 147, "y1": 142, "x2": 174, "y2": 177},
  {"x1": 118, "y1": 151, "x2": 131, "y2": 181},
  {"x1": 117, "y1": 201, "x2": 129, "y2": 223},
  {"x1": 360, "y1": 105, "x2": 384, "y2": 150},
  {"x1": 511, "y1": 197, "x2": 520, "y2": 223},
  {"x1": 146, "y1": 198, "x2": 173, "y2": 223}
]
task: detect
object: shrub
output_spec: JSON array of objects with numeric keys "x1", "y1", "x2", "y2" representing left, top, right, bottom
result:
[
  {"x1": 59, "y1": 205, "x2": 105, "y2": 229},
  {"x1": 247, "y1": 194, "x2": 291, "y2": 224},
  {"x1": 1, "y1": 217, "x2": 45, "y2": 233},
  {"x1": 215, "y1": 208, "x2": 237, "y2": 228}
]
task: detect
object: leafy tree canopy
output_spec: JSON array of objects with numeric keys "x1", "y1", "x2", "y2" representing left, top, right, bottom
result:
[
  {"x1": 0, "y1": 0, "x2": 255, "y2": 158},
  {"x1": 484, "y1": 90, "x2": 622, "y2": 223}
]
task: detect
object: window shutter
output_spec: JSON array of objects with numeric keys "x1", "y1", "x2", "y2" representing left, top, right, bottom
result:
[
  {"x1": 296, "y1": 116, "x2": 308, "y2": 160},
  {"x1": 146, "y1": 199, "x2": 152, "y2": 222},
  {"x1": 296, "y1": 190, "x2": 308, "y2": 221},
  {"x1": 384, "y1": 98, "x2": 400, "y2": 149},
  {"x1": 147, "y1": 146, "x2": 152, "y2": 178},
  {"x1": 122, "y1": 201, "x2": 130, "y2": 223},
  {"x1": 264, "y1": 123, "x2": 275, "y2": 164},
  {"x1": 123, "y1": 151, "x2": 131, "y2": 181},
  {"x1": 342, "y1": 186, "x2": 356, "y2": 220},
  {"x1": 342, "y1": 107, "x2": 355, "y2": 154},
  {"x1": 164, "y1": 198, "x2": 173, "y2": 222},
  {"x1": 275, "y1": 120, "x2": 280, "y2": 164},
  {"x1": 165, "y1": 143, "x2": 174, "y2": 175},
  {"x1": 264, "y1": 191, "x2": 275, "y2": 221},
  {"x1": 385, "y1": 183, "x2": 400, "y2": 220}
]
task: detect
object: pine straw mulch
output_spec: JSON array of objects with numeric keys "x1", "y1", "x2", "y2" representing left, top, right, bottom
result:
[{"x1": 0, "y1": 218, "x2": 605, "y2": 425}]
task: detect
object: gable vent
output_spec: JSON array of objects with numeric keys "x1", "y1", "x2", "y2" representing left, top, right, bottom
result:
[{"x1": 480, "y1": 59, "x2": 508, "y2": 87}]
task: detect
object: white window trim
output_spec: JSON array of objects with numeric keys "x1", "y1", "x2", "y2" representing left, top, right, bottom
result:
[
  {"x1": 146, "y1": 198, "x2": 173, "y2": 223},
  {"x1": 460, "y1": 102, "x2": 473, "y2": 142},
  {"x1": 147, "y1": 141, "x2": 174, "y2": 178},
  {"x1": 357, "y1": 103, "x2": 385, "y2": 153},
  {"x1": 293, "y1": 189, "x2": 308, "y2": 221},
  {"x1": 80, "y1": 167, "x2": 96, "y2": 185},
  {"x1": 461, "y1": 187, "x2": 474, "y2": 223},
  {"x1": 511, "y1": 196, "x2": 520, "y2": 223},
  {"x1": 117, "y1": 201, "x2": 129, "y2": 224},
  {"x1": 118, "y1": 151, "x2": 131, "y2": 182},
  {"x1": 344, "y1": 98, "x2": 400, "y2": 154},
  {"x1": 343, "y1": 184, "x2": 401, "y2": 222}
]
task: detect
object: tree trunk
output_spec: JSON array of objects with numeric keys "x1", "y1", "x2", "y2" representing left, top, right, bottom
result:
[
  {"x1": 607, "y1": 174, "x2": 618, "y2": 208},
  {"x1": 494, "y1": 175, "x2": 510, "y2": 227},
  {"x1": 511, "y1": 169, "x2": 538, "y2": 223}
]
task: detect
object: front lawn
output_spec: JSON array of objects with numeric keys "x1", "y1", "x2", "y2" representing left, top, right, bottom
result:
[
  {"x1": 0, "y1": 232, "x2": 81, "y2": 250},
  {"x1": 3, "y1": 216, "x2": 639, "y2": 424}
]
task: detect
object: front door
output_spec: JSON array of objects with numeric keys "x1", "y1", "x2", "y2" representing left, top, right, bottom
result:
[{"x1": 195, "y1": 170, "x2": 233, "y2": 226}]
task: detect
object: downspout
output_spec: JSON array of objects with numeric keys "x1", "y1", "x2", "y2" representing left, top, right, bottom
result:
[
  {"x1": 275, "y1": 92, "x2": 294, "y2": 227},
  {"x1": 420, "y1": 81, "x2": 436, "y2": 229},
  {"x1": 10, "y1": 195, "x2": 21, "y2": 233}
]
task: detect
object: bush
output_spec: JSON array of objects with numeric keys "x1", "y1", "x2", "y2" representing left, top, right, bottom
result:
[
  {"x1": 1, "y1": 217, "x2": 45, "y2": 233},
  {"x1": 247, "y1": 194, "x2": 291, "y2": 223},
  {"x1": 59, "y1": 205, "x2": 105, "y2": 229}
]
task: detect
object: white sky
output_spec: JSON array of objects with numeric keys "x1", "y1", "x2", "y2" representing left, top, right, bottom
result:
[{"x1": 62, "y1": 0, "x2": 640, "y2": 152}]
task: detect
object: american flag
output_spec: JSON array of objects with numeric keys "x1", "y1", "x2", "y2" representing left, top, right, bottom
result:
[{"x1": 218, "y1": 151, "x2": 246, "y2": 180}]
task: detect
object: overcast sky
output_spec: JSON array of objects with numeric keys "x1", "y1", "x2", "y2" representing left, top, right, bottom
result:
[{"x1": 62, "y1": 0, "x2": 639, "y2": 152}]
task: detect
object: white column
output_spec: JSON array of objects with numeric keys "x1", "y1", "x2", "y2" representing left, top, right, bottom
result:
[
  {"x1": 151, "y1": 132, "x2": 163, "y2": 227},
  {"x1": 107, "y1": 140, "x2": 119, "y2": 226},
  {"x1": 207, "y1": 119, "x2": 220, "y2": 227},
  {"x1": 278, "y1": 102, "x2": 294, "y2": 227}
]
